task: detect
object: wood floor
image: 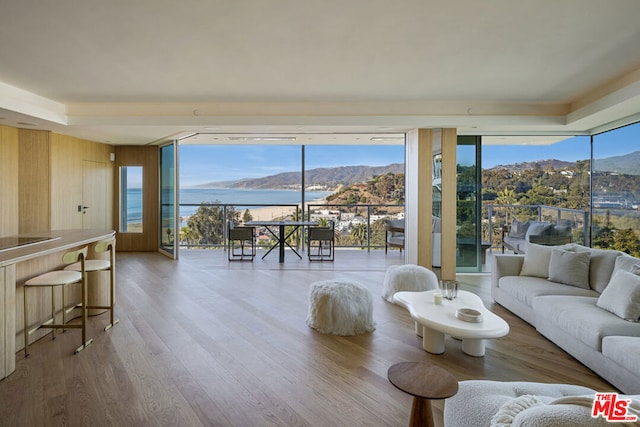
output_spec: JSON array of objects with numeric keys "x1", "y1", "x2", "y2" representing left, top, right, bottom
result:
[{"x1": 0, "y1": 249, "x2": 615, "y2": 426}]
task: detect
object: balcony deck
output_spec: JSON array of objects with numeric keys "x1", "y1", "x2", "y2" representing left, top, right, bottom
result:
[{"x1": 0, "y1": 249, "x2": 614, "y2": 426}]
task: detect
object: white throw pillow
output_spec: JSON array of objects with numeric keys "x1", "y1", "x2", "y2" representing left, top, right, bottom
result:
[
  {"x1": 597, "y1": 269, "x2": 640, "y2": 321},
  {"x1": 547, "y1": 248, "x2": 591, "y2": 289},
  {"x1": 520, "y1": 243, "x2": 557, "y2": 278},
  {"x1": 490, "y1": 395, "x2": 546, "y2": 427}
]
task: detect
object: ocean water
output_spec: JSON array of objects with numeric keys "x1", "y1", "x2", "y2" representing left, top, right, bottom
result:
[{"x1": 126, "y1": 188, "x2": 331, "y2": 224}]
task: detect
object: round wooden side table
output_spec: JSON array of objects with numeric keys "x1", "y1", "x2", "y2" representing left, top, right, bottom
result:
[{"x1": 387, "y1": 361, "x2": 458, "y2": 427}]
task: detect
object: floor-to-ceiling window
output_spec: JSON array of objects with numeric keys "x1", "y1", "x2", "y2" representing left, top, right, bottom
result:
[
  {"x1": 178, "y1": 143, "x2": 302, "y2": 248},
  {"x1": 176, "y1": 136, "x2": 405, "y2": 252},
  {"x1": 480, "y1": 135, "x2": 591, "y2": 269},
  {"x1": 304, "y1": 143, "x2": 405, "y2": 250},
  {"x1": 591, "y1": 122, "x2": 640, "y2": 256}
]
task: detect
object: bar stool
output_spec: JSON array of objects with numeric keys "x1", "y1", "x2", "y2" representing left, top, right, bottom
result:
[
  {"x1": 24, "y1": 246, "x2": 92, "y2": 357},
  {"x1": 65, "y1": 238, "x2": 118, "y2": 331}
]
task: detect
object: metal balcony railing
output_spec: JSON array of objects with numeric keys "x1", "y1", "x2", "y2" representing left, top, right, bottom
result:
[
  {"x1": 176, "y1": 201, "x2": 588, "y2": 254},
  {"x1": 177, "y1": 202, "x2": 405, "y2": 251},
  {"x1": 484, "y1": 204, "x2": 589, "y2": 250}
]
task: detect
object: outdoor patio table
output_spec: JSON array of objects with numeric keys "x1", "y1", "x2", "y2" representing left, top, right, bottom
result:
[{"x1": 246, "y1": 220, "x2": 318, "y2": 262}]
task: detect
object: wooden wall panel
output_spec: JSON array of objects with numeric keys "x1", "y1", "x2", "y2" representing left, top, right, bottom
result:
[
  {"x1": 114, "y1": 146, "x2": 159, "y2": 251},
  {"x1": 18, "y1": 129, "x2": 50, "y2": 233},
  {"x1": 0, "y1": 125, "x2": 19, "y2": 237},
  {"x1": 0, "y1": 265, "x2": 16, "y2": 378},
  {"x1": 50, "y1": 133, "x2": 114, "y2": 230}
]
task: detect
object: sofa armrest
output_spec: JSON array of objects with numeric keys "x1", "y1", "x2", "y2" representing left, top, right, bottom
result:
[{"x1": 491, "y1": 254, "x2": 524, "y2": 293}]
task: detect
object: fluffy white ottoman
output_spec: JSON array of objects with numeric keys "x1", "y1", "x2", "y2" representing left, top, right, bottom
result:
[
  {"x1": 306, "y1": 280, "x2": 376, "y2": 336},
  {"x1": 382, "y1": 264, "x2": 439, "y2": 303}
]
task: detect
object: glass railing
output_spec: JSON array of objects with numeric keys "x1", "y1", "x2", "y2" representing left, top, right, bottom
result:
[
  {"x1": 484, "y1": 204, "x2": 589, "y2": 251},
  {"x1": 306, "y1": 203, "x2": 405, "y2": 250},
  {"x1": 176, "y1": 201, "x2": 588, "y2": 254},
  {"x1": 176, "y1": 202, "x2": 405, "y2": 251}
]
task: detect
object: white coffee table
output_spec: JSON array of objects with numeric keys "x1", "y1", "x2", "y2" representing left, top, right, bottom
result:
[{"x1": 393, "y1": 289, "x2": 509, "y2": 357}]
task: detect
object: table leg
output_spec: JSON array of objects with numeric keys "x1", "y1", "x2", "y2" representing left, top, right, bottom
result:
[
  {"x1": 409, "y1": 397, "x2": 435, "y2": 427},
  {"x1": 278, "y1": 224, "x2": 285, "y2": 263},
  {"x1": 415, "y1": 321, "x2": 423, "y2": 337},
  {"x1": 260, "y1": 226, "x2": 280, "y2": 260},
  {"x1": 422, "y1": 327, "x2": 445, "y2": 354},
  {"x1": 461, "y1": 338, "x2": 485, "y2": 357}
]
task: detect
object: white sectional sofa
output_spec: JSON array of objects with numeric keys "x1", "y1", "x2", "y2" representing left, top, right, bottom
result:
[{"x1": 492, "y1": 243, "x2": 640, "y2": 394}]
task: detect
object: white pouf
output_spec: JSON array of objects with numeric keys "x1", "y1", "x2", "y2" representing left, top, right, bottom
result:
[
  {"x1": 306, "y1": 280, "x2": 376, "y2": 336},
  {"x1": 382, "y1": 264, "x2": 439, "y2": 303}
]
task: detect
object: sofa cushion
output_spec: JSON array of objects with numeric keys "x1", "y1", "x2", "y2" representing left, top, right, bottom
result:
[
  {"x1": 525, "y1": 221, "x2": 552, "y2": 240},
  {"x1": 613, "y1": 253, "x2": 640, "y2": 275},
  {"x1": 520, "y1": 243, "x2": 570, "y2": 278},
  {"x1": 602, "y1": 336, "x2": 640, "y2": 376},
  {"x1": 509, "y1": 219, "x2": 530, "y2": 239},
  {"x1": 553, "y1": 225, "x2": 572, "y2": 236},
  {"x1": 548, "y1": 248, "x2": 590, "y2": 289},
  {"x1": 532, "y1": 296, "x2": 640, "y2": 351},
  {"x1": 596, "y1": 269, "x2": 640, "y2": 321},
  {"x1": 499, "y1": 276, "x2": 598, "y2": 308},
  {"x1": 566, "y1": 245, "x2": 622, "y2": 293}
]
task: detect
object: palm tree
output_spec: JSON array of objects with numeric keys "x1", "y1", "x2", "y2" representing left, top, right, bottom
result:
[
  {"x1": 351, "y1": 223, "x2": 367, "y2": 247},
  {"x1": 316, "y1": 217, "x2": 330, "y2": 228}
]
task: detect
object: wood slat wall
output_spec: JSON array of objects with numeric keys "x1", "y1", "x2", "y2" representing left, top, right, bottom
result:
[
  {"x1": 50, "y1": 132, "x2": 114, "y2": 230},
  {"x1": 18, "y1": 129, "x2": 50, "y2": 233},
  {"x1": 0, "y1": 125, "x2": 19, "y2": 237}
]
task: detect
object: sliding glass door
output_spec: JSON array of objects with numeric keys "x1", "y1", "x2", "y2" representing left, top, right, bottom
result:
[{"x1": 159, "y1": 142, "x2": 178, "y2": 258}]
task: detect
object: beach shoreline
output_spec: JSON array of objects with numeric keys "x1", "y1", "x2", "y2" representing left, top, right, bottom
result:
[
  {"x1": 243, "y1": 197, "x2": 328, "y2": 221},
  {"x1": 177, "y1": 197, "x2": 330, "y2": 225}
]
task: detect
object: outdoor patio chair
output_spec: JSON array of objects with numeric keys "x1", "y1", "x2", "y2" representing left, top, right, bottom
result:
[
  {"x1": 308, "y1": 222, "x2": 335, "y2": 262},
  {"x1": 384, "y1": 219, "x2": 404, "y2": 253},
  {"x1": 228, "y1": 221, "x2": 256, "y2": 261}
]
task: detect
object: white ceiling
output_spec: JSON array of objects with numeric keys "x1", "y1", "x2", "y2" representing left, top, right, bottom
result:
[{"x1": 1, "y1": 0, "x2": 640, "y2": 146}]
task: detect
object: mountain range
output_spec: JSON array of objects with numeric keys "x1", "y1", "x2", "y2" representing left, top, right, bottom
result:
[
  {"x1": 189, "y1": 150, "x2": 640, "y2": 190},
  {"x1": 191, "y1": 163, "x2": 405, "y2": 190}
]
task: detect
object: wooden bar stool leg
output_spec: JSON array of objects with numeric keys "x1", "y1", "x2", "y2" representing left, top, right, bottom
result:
[
  {"x1": 51, "y1": 287, "x2": 56, "y2": 339},
  {"x1": 61, "y1": 285, "x2": 66, "y2": 332},
  {"x1": 23, "y1": 286, "x2": 29, "y2": 357},
  {"x1": 74, "y1": 271, "x2": 93, "y2": 354}
]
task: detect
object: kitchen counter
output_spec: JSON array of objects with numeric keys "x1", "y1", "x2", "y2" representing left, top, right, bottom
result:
[{"x1": 0, "y1": 229, "x2": 115, "y2": 380}]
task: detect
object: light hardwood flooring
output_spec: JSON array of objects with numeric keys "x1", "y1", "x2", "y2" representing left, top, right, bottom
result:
[{"x1": 0, "y1": 249, "x2": 615, "y2": 426}]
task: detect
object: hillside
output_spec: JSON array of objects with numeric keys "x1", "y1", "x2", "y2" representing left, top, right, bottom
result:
[
  {"x1": 192, "y1": 163, "x2": 404, "y2": 190},
  {"x1": 489, "y1": 159, "x2": 577, "y2": 173},
  {"x1": 593, "y1": 150, "x2": 640, "y2": 175}
]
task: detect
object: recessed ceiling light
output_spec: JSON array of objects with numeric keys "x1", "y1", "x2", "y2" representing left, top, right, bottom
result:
[
  {"x1": 17, "y1": 121, "x2": 37, "y2": 126},
  {"x1": 228, "y1": 136, "x2": 297, "y2": 142},
  {"x1": 370, "y1": 136, "x2": 404, "y2": 141}
]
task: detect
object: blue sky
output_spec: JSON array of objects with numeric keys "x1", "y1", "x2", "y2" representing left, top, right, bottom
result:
[
  {"x1": 179, "y1": 144, "x2": 405, "y2": 186},
  {"x1": 179, "y1": 124, "x2": 640, "y2": 186},
  {"x1": 481, "y1": 136, "x2": 591, "y2": 169}
]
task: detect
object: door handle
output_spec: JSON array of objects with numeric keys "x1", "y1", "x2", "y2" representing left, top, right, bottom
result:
[{"x1": 78, "y1": 205, "x2": 90, "y2": 213}]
